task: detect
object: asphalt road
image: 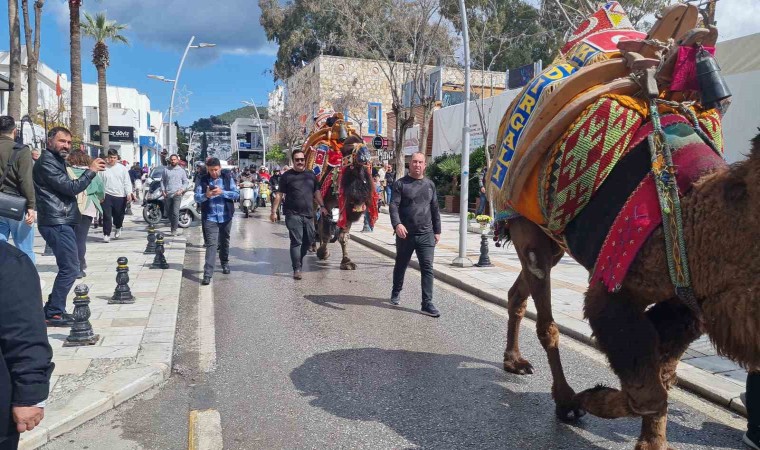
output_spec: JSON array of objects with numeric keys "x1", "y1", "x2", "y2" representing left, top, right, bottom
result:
[{"x1": 43, "y1": 211, "x2": 748, "y2": 450}]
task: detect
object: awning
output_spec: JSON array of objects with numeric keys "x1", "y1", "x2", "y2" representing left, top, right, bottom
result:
[{"x1": 0, "y1": 73, "x2": 13, "y2": 91}]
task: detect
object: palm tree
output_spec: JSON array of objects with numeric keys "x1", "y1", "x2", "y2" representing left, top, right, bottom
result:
[
  {"x1": 69, "y1": 0, "x2": 83, "y2": 140},
  {"x1": 8, "y1": 0, "x2": 23, "y2": 119},
  {"x1": 22, "y1": 0, "x2": 45, "y2": 119},
  {"x1": 81, "y1": 12, "x2": 128, "y2": 151}
]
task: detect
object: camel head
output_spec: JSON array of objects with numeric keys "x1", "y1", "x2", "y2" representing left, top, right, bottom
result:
[
  {"x1": 340, "y1": 137, "x2": 374, "y2": 209},
  {"x1": 694, "y1": 129, "x2": 760, "y2": 369}
]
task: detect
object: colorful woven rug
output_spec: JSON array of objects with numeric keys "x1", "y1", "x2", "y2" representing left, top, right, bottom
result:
[{"x1": 540, "y1": 97, "x2": 644, "y2": 234}]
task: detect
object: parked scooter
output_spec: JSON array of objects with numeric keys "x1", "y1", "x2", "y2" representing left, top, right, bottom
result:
[
  {"x1": 239, "y1": 180, "x2": 257, "y2": 218},
  {"x1": 142, "y1": 176, "x2": 200, "y2": 227},
  {"x1": 258, "y1": 180, "x2": 270, "y2": 207}
]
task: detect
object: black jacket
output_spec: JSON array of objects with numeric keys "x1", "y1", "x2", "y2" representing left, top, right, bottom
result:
[
  {"x1": 0, "y1": 242, "x2": 54, "y2": 441},
  {"x1": 32, "y1": 149, "x2": 97, "y2": 227}
]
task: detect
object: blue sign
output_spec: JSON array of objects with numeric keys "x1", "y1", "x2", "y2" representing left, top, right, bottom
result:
[
  {"x1": 139, "y1": 136, "x2": 156, "y2": 148},
  {"x1": 239, "y1": 142, "x2": 252, "y2": 149}
]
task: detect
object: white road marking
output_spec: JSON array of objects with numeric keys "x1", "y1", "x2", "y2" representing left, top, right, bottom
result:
[
  {"x1": 188, "y1": 409, "x2": 223, "y2": 450},
  {"x1": 197, "y1": 249, "x2": 217, "y2": 373}
]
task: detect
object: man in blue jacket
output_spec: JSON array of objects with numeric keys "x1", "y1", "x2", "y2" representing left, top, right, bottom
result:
[
  {"x1": 0, "y1": 241, "x2": 54, "y2": 450},
  {"x1": 195, "y1": 158, "x2": 239, "y2": 285}
]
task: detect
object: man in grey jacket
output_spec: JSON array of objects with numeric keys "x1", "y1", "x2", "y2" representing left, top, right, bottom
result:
[
  {"x1": 161, "y1": 154, "x2": 189, "y2": 236},
  {"x1": 0, "y1": 116, "x2": 36, "y2": 263}
]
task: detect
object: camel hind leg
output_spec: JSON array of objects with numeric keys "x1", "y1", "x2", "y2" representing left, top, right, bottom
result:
[{"x1": 316, "y1": 216, "x2": 330, "y2": 260}]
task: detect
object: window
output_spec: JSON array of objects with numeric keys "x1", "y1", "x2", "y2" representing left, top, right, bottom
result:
[{"x1": 367, "y1": 103, "x2": 382, "y2": 135}]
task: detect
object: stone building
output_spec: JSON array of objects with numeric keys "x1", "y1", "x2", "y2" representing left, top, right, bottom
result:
[{"x1": 279, "y1": 54, "x2": 506, "y2": 160}]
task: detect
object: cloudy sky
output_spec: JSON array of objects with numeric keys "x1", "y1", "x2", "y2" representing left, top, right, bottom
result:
[{"x1": 2, "y1": 0, "x2": 758, "y2": 125}]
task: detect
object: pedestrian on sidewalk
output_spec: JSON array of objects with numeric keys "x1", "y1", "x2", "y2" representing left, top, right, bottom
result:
[
  {"x1": 270, "y1": 149, "x2": 328, "y2": 280},
  {"x1": 98, "y1": 149, "x2": 133, "y2": 242},
  {"x1": 384, "y1": 164, "x2": 395, "y2": 205},
  {"x1": 161, "y1": 154, "x2": 189, "y2": 236},
  {"x1": 0, "y1": 116, "x2": 37, "y2": 263},
  {"x1": 195, "y1": 157, "x2": 239, "y2": 286},
  {"x1": 33, "y1": 126, "x2": 105, "y2": 327},
  {"x1": 0, "y1": 241, "x2": 54, "y2": 450},
  {"x1": 746, "y1": 371, "x2": 760, "y2": 449},
  {"x1": 475, "y1": 165, "x2": 488, "y2": 216},
  {"x1": 389, "y1": 152, "x2": 442, "y2": 317},
  {"x1": 66, "y1": 151, "x2": 105, "y2": 279}
]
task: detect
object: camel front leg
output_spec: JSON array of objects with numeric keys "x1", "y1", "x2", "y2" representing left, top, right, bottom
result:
[
  {"x1": 503, "y1": 272, "x2": 534, "y2": 375},
  {"x1": 339, "y1": 224, "x2": 355, "y2": 270}
]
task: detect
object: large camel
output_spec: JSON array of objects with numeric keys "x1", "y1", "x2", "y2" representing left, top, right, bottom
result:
[
  {"x1": 315, "y1": 135, "x2": 377, "y2": 270},
  {"x1": 496, "y1": 130, "x2": 760, "y2": 449}
]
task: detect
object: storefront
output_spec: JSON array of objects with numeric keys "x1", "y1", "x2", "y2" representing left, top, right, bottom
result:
[{"x1": 139, "y1": 135, "x2": 157, "y2": 167}]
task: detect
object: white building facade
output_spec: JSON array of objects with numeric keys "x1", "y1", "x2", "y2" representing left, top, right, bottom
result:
[
  {"x1": 231, "y1": 117, "x2": 273, "y2": 170},
  {"x1": 82, "y1": 83, "x2": 163, "y2": 167}
]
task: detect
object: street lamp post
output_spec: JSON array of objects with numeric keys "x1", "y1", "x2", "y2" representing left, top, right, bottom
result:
[
  {"x1": 242, "y1": 100, "x2": 267, "y2": 169},
  {"x1": 148, "y1": 37, "x2": 215, "y2": 154},
  {"x1": 452, "y1": 0, "x2": 473, "y2": 267}
]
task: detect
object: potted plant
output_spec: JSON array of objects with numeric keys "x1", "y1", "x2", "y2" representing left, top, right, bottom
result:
[{"x1": 475, "y1": 214, "x2": 492, "y2": 234}]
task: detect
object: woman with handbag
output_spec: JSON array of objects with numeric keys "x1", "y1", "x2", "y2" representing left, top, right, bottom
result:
[{"x1": 66, "y1": 151, "x2": 105, "y2": 279}]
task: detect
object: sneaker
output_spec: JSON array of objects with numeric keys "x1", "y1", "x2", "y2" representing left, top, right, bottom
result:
[
  {"x1": 293, "y1": 270, "x2": 302, "y2": 280},
  {"x1": 745, "y1": 428, "x2": 760, "y2": 450},
  {"x1": 46, "y1": 313, "x2": 74, "y2": 327},
  {"x1": 77, "y1": 270, "x2": 86, "y2": 279},
  {"x1": 103, "y1": 235, "x2": 110, "y2": 243},
  {"x1": 201, "y1": 276, "x2": 211, "y2": 286},
  {"x1": 170, "y1": 229, "x2": 177, "y2": 236},
  {"x1": 114, "y1": 228, "x2": 122, "y2": 239},
  {"x1": 421, "y1": 302, "x2": 441, "y2": 318},
  {"x1": 390, "y1": 293, "x2": 400, "y2": 305},
  {"x1": 222, "y1": 264, "x2": 231, "y2": 275}
]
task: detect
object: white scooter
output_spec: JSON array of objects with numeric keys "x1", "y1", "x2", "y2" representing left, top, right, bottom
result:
[{"x1": 239, "y1": 181, "x2": 257, "y2": 218}]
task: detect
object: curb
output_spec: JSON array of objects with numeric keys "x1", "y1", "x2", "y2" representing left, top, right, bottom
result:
[
  {"x1": 20, "y1": 234, "x2": 187, "y2": 449},
  {"x1": 349, "y1": 232, "x2": 748, "y2": 418}
]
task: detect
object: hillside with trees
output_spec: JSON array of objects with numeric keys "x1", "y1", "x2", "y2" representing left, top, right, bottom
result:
[{"x1": 189, "y1": 106, "x2": 268, "y2": 131}]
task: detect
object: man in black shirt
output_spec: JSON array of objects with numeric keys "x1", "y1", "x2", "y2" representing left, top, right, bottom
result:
[
  {"x1": 271, "y1": 150, "x2": 328, "y2": 280},
  {"x1": 389, "y1": 152, "x2": 441, "y2": 317}
]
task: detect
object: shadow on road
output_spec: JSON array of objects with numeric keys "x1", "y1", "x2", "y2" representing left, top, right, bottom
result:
[
  {"x1": 290, "y1": 348, "x2": 744, "y2": 449},
  {"x1": 303, "y1": 294, "x2": 421, "y2": 315}
]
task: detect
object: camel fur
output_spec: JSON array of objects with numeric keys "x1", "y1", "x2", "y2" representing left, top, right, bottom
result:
[
  {"x1": 315, "y1": 135, "x2": 376, "y2": 270},
  {"x1": 500, "y1": 131, "x2": 760, "y2": 449}
]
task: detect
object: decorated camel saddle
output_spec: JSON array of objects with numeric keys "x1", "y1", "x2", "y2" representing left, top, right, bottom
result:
[{"x1": 488, "y1": 1, "x2": 730, "y2": 294}]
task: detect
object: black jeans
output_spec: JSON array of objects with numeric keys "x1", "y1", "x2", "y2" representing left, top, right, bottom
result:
[
  {"x1": 166, "y1": 195, "x2": 182, "y2": 232},
  {"x1": 202, "y1": 219, "x2": 232, "y2": 278},
  {"x1": 392, "y1": 231, "x2": 435, "y2": 305},
  {"x1": 74, "y1": 215, "x2": 93, "y2": 271},
  {"x1": 39, "y1": 224, "x2": 79, "y2": 316},
  {"x1": 0, "y1": 432, "x2": 19, "y2": 450},
  {"x1": 285, "y1": 214, "x2": 315, "y2": 271},
  {"x1": 749, "y1": 371, "x2": 760, "y2": 430},
  {"x1": 102, "y1": 194, "x2": 127, "y2": 236}
]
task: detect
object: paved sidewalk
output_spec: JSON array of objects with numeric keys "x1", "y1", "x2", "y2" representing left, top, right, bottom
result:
[
  {"x1": 19, "y1": 208, "x2": 186, "y2": 449},
  {"x1": 351, "y1": 210, "x2": 748, "y2": 417}
]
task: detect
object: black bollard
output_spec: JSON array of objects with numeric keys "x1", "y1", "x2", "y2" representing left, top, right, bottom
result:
[
  {"x1": 144, "y1": 225, "x2": 157, "y2": 254},
  {"x1": 42, "y1": 242, "x2": 54, "y2": 257},
  {"x1": 151, "y1": 232, "x2": 170, "y2": 269},
  {"x1": 474, "y1": 233, "x2": 493, "y2": 267},
  {"x1": 110, "y1": 257, "x2": 135, "y2": 304},
  {"x1": 64, "y1": 284, "x2": 100, "y2": 347}
]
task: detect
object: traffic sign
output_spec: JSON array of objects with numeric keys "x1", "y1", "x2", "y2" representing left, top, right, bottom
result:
[{"x1": 373, "y1": 135, "x2": 383, "y2": 149}]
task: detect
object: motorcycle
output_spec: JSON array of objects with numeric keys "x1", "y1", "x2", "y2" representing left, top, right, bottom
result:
[
  {"x1": 239, "y1": 180, "x2": 257, "y2": 218},
  {"x1": 258, "y1": 180, "x2": 270, "y2": 207},
  {"x1": 142, "y1": 177, "x2": 200, "y2": 228}
]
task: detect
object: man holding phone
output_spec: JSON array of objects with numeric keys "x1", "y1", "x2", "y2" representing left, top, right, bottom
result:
[{"x1": 194, "y1": 158, "x2": 239, "y2": 286}]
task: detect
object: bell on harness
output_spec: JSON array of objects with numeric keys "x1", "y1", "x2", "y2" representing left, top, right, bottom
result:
[
  {"x1": 696, "y1": 47, "x2": 732, "y2": 110},
  {"x1": 338, "y1": 123, "x2": 348, "y2": 142}
]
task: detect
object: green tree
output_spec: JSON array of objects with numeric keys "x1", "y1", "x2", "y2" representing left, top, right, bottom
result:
[
  {"x1": 199, "y1": 132, "x2": 208, "y2": 162},
  {"x1": 176, "y1": 122, "x2": 188, "y2": 160},
  {"x1": 81, "y1": 12, "x2": 128, "y2": 150},
  {"x1": 266, "y1": 144, "x2": 287, "y2": 165}
]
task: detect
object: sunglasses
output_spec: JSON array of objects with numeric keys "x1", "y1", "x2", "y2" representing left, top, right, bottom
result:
[{"x1": 294, "y1": 158, "x2": 305, "y2": 162}]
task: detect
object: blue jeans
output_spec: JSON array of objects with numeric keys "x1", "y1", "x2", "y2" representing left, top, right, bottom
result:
[
  {"x1": 39, "y1": 224, "x2": 79, "y2": 317},
  {"x1": 475, "y1": 192, "x2": 487, "y2": 215},
  {"x1": 0, "y1": 216, "x2": 35, "y2": 264},
  {"x1": 385, "y1": 186, "x2": 392, "y2": 205}
]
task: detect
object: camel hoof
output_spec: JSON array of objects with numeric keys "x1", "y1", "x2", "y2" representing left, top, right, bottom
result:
[
  {"x1": 340, "y1": 260, "x2": 356, "y2": 270},
  {"x1": 316, "y1": 247, "x2": 329, "y2": 260},
  {"x1": 634, "y1": 441, "x2": 674, "y2": 450},
  {"x1": 503, "y1": 356, "x2": 535, "y2": 375},
  {"x1": 555, "y1": 404, "x2": 587, "y2": 422}
]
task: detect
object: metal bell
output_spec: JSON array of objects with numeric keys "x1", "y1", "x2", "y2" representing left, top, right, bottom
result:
[
  {"x1": 696, "y1": 47, "x2": 732, "y2": 110},
  {"x1": 338, "y1": 123, "x2": 348, "y2": 142}
]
